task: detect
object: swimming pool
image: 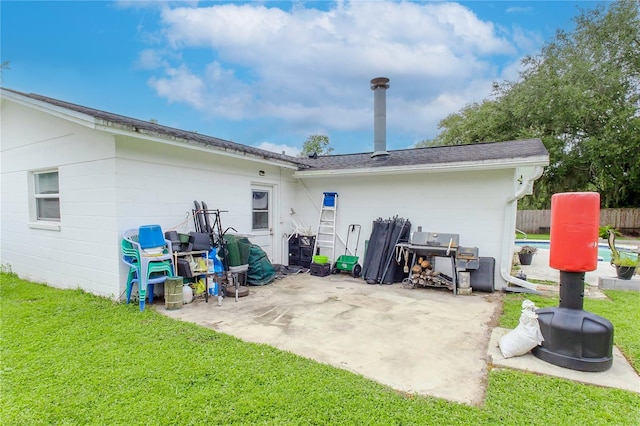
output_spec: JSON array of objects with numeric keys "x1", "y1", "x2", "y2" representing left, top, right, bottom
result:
[{"x1": 515, "y1": 240, "x2": 613, "y2": 262}]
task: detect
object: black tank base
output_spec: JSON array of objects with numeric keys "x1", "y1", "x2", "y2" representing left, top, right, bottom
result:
[{"x1": 533, "y1": 306, "x2": 613, "y2": 372}]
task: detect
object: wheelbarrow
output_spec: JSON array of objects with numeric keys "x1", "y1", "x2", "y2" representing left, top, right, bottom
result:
[{"x1": 332, "y1": 224, "x2": 362, "y2": 278}]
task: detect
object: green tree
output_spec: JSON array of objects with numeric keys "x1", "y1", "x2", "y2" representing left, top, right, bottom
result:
[
  {"x1": 419, "y1": 0, "x2": 640, "y2": 209},
  {"x1": 300, "y1": 134, "x2": 334, "y2": 157}
]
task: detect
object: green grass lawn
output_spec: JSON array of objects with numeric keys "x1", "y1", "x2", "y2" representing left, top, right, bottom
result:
[
  {"x1": 2, "y1": 273, "x2": 639, "y2": 425},
  {"x1": 515, "y1": 233, "x2": 551, "y2": 240},
  {"x1": 516, "y1": 233, "x2": 640, "y2": 244}
]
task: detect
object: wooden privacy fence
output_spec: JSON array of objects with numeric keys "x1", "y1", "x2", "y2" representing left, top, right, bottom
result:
[{"x1": 517, "y1": 209, "x2": 640, "y2": 236}]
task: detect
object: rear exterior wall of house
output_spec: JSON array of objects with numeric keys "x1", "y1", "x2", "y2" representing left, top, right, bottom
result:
[
  {"x1": 294, "y1": 169, "x2": 514, "y2": 289},
  {"x1": 1, "y1": 99, "x2": 299, "y2": 298},
  {"x1": 1, "y1": 95, "x2": 524, "y2": 296},
  {"x1": 1, "y1": 100, "x2": 120, "y2": 295}
]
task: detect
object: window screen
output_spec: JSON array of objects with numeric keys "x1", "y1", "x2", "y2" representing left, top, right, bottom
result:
[
  {"x1": 34, "y1": 171, "x2": 60, "y2": 221},
  {"x1": 252, "y1": 190, "x2": 269, "y2": 230}
]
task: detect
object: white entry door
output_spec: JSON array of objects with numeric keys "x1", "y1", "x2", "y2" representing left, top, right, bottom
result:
[{"x1": 251, "y1": 185, "x2": 274, "y2": 260}]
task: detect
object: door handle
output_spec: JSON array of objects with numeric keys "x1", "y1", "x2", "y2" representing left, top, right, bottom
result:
[{"x1": 269, "y1": 227, "x2": 274, "y2": 236}]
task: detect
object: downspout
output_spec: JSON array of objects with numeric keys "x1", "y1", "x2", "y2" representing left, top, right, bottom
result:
[{"x1": 499, "y1": 166, "x2": 544, "y2": 291}]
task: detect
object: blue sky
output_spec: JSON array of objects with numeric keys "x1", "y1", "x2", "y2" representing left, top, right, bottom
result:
[{"x1": 1, "y1": 1, "x2": 605, "y2": 155}]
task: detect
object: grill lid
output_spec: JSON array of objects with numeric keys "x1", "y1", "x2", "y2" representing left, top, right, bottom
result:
[{"x1": 410, "y1": 232, "x2": 460, "y2": 247}]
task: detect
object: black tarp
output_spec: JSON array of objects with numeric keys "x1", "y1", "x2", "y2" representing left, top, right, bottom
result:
[{"x1": 362, "y1": 216, "x2": 411, "y2": 284}]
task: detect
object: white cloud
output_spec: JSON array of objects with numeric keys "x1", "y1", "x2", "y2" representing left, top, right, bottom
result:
[
  {"x1": 506, "y1": 6, "x2": 534, "y2": 14},
  {"x1": 136, "y1": 49, "x2": 167, "y2": 70},
  {"x1": 115, "y1": 1, "x2": 199, "y2": 10},
  {"x1": 148, "y1": 64, "x2": 205, "y2": 108},
  {"x1": 511, "y1": 25, "x2": 544, "y2": 53},
  {"x1": 254, "y1": 141, "x2": 300, "y2": 157},
  {"x1": 139, "y1": 1, "x2": 540, "y2": 147}
]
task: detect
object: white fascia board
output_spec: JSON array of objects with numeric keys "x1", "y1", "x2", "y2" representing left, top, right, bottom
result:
[
  {"x1": 96, "y1": 121, "x2": 300, "y2": 170},
  {"x1": 293, "y1": 156, "x2": 550, "y2": 179},
  {"x1": 1, "y1": 89, "x2": 97, "y2": 128}
]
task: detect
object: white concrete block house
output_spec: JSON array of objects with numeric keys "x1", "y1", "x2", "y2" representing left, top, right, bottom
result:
[{"x1": 1, "y1": 87, "x2": 549, "y2": 298}]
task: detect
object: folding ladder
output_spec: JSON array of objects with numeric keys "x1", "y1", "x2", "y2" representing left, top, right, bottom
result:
[{"x1": 313, "y1": 192, "x2": 338, "y2": 262}]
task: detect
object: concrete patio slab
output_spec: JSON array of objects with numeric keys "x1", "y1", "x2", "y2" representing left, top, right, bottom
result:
[
  {"x1": 488, "y1": 328, "x2": 640, "y2": 394},
  {"x1": 158, "y1": 273, "x2": 500, "y2": 406},
  {"x1": 156, "y1": 269, "x2": 640, "y2": 406},
  {"x1": 501, "y1": 248, "x2": 639, "y2": 394},
  {"x1": 517, "y1": 248, "x2": 620, "y2": 286},
  {"x1": 599, "y1": 276, "x2": 640, "y2": 291}
]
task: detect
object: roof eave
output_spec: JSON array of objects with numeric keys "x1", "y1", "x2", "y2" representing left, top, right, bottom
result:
[
  {"x1": 293, "y1": 156, "x2": 550, "y2": 179},
  {"x1": 2, "y1": 88, "x2": 303, "y2": 170},
  {"x1": 2, "y1": 88, "x2": 97, "y2": 128}
]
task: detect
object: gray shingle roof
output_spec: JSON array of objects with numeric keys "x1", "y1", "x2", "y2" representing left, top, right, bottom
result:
[
  {"x1": 3, "y1": 88, "x2": 548, "y2": 172},
  {"x1": 3, "y1": 88, "x2": 306, "y2": 168},
  {"x1": 297, "y1": 138, "x2": 548, "y2": 171}
]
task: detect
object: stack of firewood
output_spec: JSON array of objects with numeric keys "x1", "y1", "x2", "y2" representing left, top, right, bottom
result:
[{"x1": 411, "y1": 258, "x2": 447, "y2": 287}]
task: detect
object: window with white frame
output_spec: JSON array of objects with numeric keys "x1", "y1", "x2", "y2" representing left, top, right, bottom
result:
[
  {"x1": 251, "y1": 190, "x2": 269, "y2": 230},
  {"x1": 32, "y1": 170, "x2": 60, "y2": 221}
]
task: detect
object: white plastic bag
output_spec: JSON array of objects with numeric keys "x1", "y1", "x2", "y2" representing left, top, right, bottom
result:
[{"x1": 498, "y1": 299, "x2": 544, "y2": 358}]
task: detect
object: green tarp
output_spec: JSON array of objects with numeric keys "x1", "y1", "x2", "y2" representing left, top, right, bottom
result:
[
  {"x1": 247, "y1": 243, "x2": 276, "y2": 286},
  {"x1": 223, "y1": 235, "x2": 276, "y2": 286}
]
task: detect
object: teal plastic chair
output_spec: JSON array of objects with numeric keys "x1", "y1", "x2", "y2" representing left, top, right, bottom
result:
[
  {"x1": 122, "y1": 229, "x2": 175, "y2": 311},
  {"x1": 122, "y1": 255, "x2": 172, "y2": 308}
]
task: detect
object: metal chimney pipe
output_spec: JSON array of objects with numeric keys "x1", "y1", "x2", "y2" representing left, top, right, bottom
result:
[{"x1": 370, "y1": 77, "x2": 390, "y2": 158}]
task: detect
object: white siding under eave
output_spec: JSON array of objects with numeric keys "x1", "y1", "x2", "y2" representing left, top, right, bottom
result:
[
  {"x1": 294, "y1": 169, "x2": 514, "y2": 289},
  {"x1": 1, "y1": 100, "x2": 120, "y2": 296}
]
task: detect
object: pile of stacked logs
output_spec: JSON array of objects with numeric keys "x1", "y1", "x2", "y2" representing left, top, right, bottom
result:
[{"x1": 403, "y1": 257, "x2": 453, "y2": 289}]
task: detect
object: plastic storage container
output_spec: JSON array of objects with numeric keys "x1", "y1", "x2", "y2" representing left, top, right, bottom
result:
[
  {"x1": 207, "y1": 276, "x2": 219, "y2": 296},
  {"x1": 312, "y1": 255, "x2": 329, "y2": 264},
  {"x1": 164, "y1": 277, "x2": 183, "y2": 310},
  {"x1": 310, "y1": 262, "x2": 331, "y2": 277},
  {"x1": 138, "y1": 225, "x2": 165, "y2": 249},
  {"x1": 323, "y1": 192, "x2": 337, "y2": 207},
  {"x1": 182, "y1": 284, "x2": 194, "y2": 304},
  {"x1": 208, "y1": 248, "x2": 224, "y2": 273}
]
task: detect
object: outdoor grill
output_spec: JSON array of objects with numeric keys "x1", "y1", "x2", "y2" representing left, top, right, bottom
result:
[
  {"x1": 396, "y1": 231, "x2": 459, "y2": 294},
  {"x1": 396, "y1": 231, "x2": 481, "y2": 295},
  {"x1": 409, "y1": 232, "x2": 460, "y2": 254}
]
